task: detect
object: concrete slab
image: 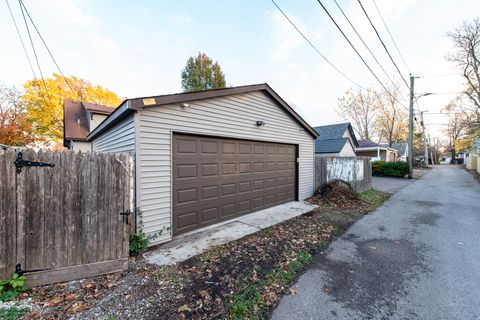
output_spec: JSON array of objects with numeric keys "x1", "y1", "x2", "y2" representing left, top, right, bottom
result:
[{"x1": 145, "y1": 201, "x2": 317, "y2": 266}]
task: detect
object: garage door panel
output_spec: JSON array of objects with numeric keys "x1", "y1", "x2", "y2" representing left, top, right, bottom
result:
[{"x1": 173, "y1": 134, "x2": 297, "y2": 236}]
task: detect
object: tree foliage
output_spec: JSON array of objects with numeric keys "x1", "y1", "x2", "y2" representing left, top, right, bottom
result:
[
  {"x1": 22, "y1": 74, "x2": 121, "y2": 142},
  {"x1": 336, "y1": 88, "x2": 378, "y2": 141},
  {"x1": 448, "y1": 18, "x2": 480, "y2": 114},
  {"x1": 336, "y1": 87, "x2": 408, "y2": 144},
  {"x1": 0, "y1": 82, "x2": 33, "y2": 146},
  {"x1": 444, "y1": 99, "x2": 469, "y2": 158},
  {"x1": 181, "y1": 53, "x2": 226, "y2": 92},
  {"x1": 375, "y1": 86, "x2": 408, "y2": 146}
]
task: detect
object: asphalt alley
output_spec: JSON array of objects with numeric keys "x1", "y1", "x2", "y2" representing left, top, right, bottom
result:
[{"x1": 272, "y1": 166, "x2": 480, "y2": 320}]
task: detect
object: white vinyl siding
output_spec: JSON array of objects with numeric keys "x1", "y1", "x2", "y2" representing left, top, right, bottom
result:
[
  {"x1": 138, "y1": 91, "x2": 315, "y2": 244},
  {"x1": 339, "y1": 141, "x2": 356, "y2": 156},
  {"x1": 91, "y1": 115, "x2": 135, "y2": 153}
]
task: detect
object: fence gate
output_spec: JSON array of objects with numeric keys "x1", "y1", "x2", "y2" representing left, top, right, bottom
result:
[{"x1": 0, "y1": 149, "x2": 132, "y2": 287}]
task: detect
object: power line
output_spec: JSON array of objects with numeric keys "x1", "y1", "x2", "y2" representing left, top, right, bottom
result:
[
  {"x1": 17, "y1": 0, "x2": 54, "y2": 108},
  {"x1": 314, "y1": 0, "x2": 408, "y2": 110},
  {"x1": 19, "y1": 0, "x2": 77, "y2": 95},
  {"x1": 5, "y1": 0, "x2": 37, "y2": 81},
  {"x1": 371, "y1": 0, "x2": 410, "y2": 74},
  {"x1": 269, "y1": 0, "x2": 365, "y2": 89},
  {"x1": 332, "y1": 0, "x2": 398, "y2": 89},
  {"x1": 357, "y1": 0, "x2": 409, "y2": 90}
]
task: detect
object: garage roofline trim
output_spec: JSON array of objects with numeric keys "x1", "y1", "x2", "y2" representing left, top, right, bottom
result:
[{"x1": 87, "y1": 83, "x2": 319, "y2": 141}]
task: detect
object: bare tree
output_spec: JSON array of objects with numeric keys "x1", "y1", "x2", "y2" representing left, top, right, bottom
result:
[
  {"x1": 444, "y1": 100, "x2": 469, "y2": 160},
  {"x1": 336, "y1": 88, "x2": 379, "y2": 141},
  {"x1": 447, "y1": 18, "x2": 480, "y2": 128},
  {"x1": 375, "y1": 86, "x2": 408, "y2": 146}
]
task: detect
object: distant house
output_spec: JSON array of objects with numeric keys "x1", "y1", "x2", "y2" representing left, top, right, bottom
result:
[
  {"x1": 63, "y1": 100, "x2": 115, "y2": 152},
  {"x1": 313, "y1": 122, "x2": 358, "y2": 156},
  {"x1": 356, "y1": 140, "x2": 397, "y2": 162},
  {"x1": 390, "y1": 142, "x2": 408, "y2": 162}
]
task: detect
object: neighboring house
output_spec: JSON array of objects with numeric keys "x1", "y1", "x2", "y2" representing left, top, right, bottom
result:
[
  {"x1": 88, "y1": 83, "x2": 319, "y2": 245},
  {"x1": 313, "y1": 122, "x2": 358, "y2": 156},
  {"x1": 390, "y1": 143, "x2": 408, "y2": 162},
  {"x1": 63, "y1": 100, "x2": 115, "y2": 152},
  {"x1": 356, "y1": 140, "x2": 398, "y2": 162}
]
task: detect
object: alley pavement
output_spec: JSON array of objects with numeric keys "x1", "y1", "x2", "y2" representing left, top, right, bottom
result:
[{"x1": 272, "y1": 166, "x2": 480, "y2": 320}]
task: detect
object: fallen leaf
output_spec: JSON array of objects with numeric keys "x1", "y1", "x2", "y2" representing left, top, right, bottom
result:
[
  {"x1": 178, "y1": 304, "x2": 190, "y2": 312},
  {"x1": 68, "y1": 302, "x2": 87, "y2": 313},
  {"x1": 289, "y1": 288, "x2": 297, "y2": 295},
  {"x1": 44, "y1": 296, "x2": 64, "y2": 307},
  {"x1": 64, "y1": 294, "x2": 77, "y2": 302}
]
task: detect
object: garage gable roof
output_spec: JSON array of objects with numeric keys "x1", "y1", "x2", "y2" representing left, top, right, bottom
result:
[{"x1": 88, "y1": 83, "x2": 318, "y2": 140}]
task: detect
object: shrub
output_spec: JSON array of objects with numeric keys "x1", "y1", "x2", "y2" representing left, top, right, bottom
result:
[
  {"x1": 129, "y1": 232, "x2": 149, "y2": 255},
  {"x1": 0, "y1": 273, "x2": 26, "y2": 302},
  {"x1": 372, "y1": 161, "x2": 409, "y2": 177}
]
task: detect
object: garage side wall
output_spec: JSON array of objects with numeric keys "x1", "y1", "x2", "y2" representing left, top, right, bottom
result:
[
  {"x1": 138, "y1": 91, "x2": 315, "y2": 244},
  {"x1": 91, "y1": 115, "x2": 135, "y2": 153}
]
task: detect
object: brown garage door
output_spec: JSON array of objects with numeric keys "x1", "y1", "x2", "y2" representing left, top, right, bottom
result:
[{"x1": 172, "y1": 133, "x2": 297, "y2": 236}]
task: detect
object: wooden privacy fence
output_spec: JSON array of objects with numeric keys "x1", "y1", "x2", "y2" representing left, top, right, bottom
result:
[
  {"x1": 0, "y1": 149, "x2": 133, "y2": 286},
  {"x1": 315, "y1": 156, "x2": 372, "y2": 192}
]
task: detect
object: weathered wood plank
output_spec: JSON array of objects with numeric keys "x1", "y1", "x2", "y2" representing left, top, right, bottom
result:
[
  {"x1": 65, "y1": 151, "x2": 76, "y2": 266},
  {"x1": 96, "y1": 152, "x2": 106, "y2": 262},
  {"x1": 25, "y1": 149, "x2": 46, "y2": 270},
  {"x1": 43, "y1": 151, "x2": 55, "y2": 269},
  {"x1": 15, "y1": 149, "x2": 26, "y2": 275},
  {"x1": 24, "y1": 258, "x2": 128, "y2": 288},
  {"x1": 87, "y1": 153, "x2": 98, "y2": 264},
  {"x1": 52, "y1": 152, "x2": 65, "y2": 268}
]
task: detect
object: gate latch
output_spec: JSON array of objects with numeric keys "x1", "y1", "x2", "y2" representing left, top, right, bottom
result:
[
  {"x1": 119, "y1": 211, "x2": 132, "y2": 224},
  {"x1": 14, "y1": 152, "x2": 55, "y2": 174}
]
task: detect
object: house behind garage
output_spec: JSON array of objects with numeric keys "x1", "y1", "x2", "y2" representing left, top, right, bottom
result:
[
  {"x1": 63, "y1": 100, "x2": 115, "y2": 152},
  {"x1": 313, "y1": 122, "x2": 358, "y2": 156},
  {"x1": 88, "y1": 83, "x2": 318, "y2": 245}
]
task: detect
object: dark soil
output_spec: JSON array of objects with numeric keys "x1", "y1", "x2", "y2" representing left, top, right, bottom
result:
[{"x1": 19, "y1": 185, "x2": 389, "y2": 320}]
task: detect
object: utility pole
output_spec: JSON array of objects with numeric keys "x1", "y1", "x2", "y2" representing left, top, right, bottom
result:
[{"x1": 408, "y1": 74, "x2": 415, "y2": 179}]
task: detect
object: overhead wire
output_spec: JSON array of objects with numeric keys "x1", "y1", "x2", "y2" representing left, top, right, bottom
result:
[
  {"x1": 332, "y1": 0, "x2": 398, "y2": 89},
  {"x1": 18, "y1": 0, "x2": 53, "y2": 105},
  {"x1": 370, "y1": 0, "x2": 410, "y2": 74},
  {"x1": 5, "y1": 0, "x2": 37, "y2": 82},
  {"x1": 357, "y1": 0, "x2": 410, "y2": 90},
  {"x1": 269, "y1": 0, "x2": 366, "y2": 89},
  {"x1": 19, "y1": 0, "x2": 77, "y2": 96},
  {"x1": 314, "y1": 0, "x2": 409, "y2": 111}
]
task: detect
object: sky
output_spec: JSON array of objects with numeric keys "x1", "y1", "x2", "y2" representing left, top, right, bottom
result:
[{"x1": 1, "y1": 0, "x2": 479, "y2": 139}]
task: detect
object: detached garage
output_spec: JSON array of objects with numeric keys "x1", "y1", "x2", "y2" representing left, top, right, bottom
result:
[{"x1": 88, "y1": 84, "x2": 318, "y2": 245}]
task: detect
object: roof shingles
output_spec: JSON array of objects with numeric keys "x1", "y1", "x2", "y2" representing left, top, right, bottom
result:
[{"x1": 63, "y1": 100, "x2": 115, "y2": 146}]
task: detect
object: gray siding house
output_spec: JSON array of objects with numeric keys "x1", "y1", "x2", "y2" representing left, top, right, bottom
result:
[
  {"x1": 313, "y1": 123, "x2": 358, "y2": 156},
  {"x1": 88, "y1": 84, "x2": 318, "y2": 245}
]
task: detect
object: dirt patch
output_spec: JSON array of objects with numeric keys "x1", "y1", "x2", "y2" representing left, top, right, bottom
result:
[{"x1": 17, "y1": 187, "x2": 390, "y2": 320}]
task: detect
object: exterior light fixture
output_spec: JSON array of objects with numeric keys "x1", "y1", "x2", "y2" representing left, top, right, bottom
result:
[
  {"x1": 180, "y1": 102, "x2": 190, "y2": 109},
  {"x1": 256, "y1": 120, "x2": 265, "y2": 126}
]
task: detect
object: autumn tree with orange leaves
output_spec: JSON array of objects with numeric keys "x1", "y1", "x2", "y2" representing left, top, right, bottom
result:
[
  {"x1": 22, "y1": 74, "x2": 121, "y2": 142},
  {"x1": 0, "y1": 82, "x2": 33, "y2": 146}
]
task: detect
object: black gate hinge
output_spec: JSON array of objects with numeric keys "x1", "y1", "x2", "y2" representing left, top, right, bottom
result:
[
  {"x1": 15, "y1": 263, "x2": 48, "y2": 275},
  {"x1": 14, "y1": 151, "x2": 55, "y2": 174}
]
